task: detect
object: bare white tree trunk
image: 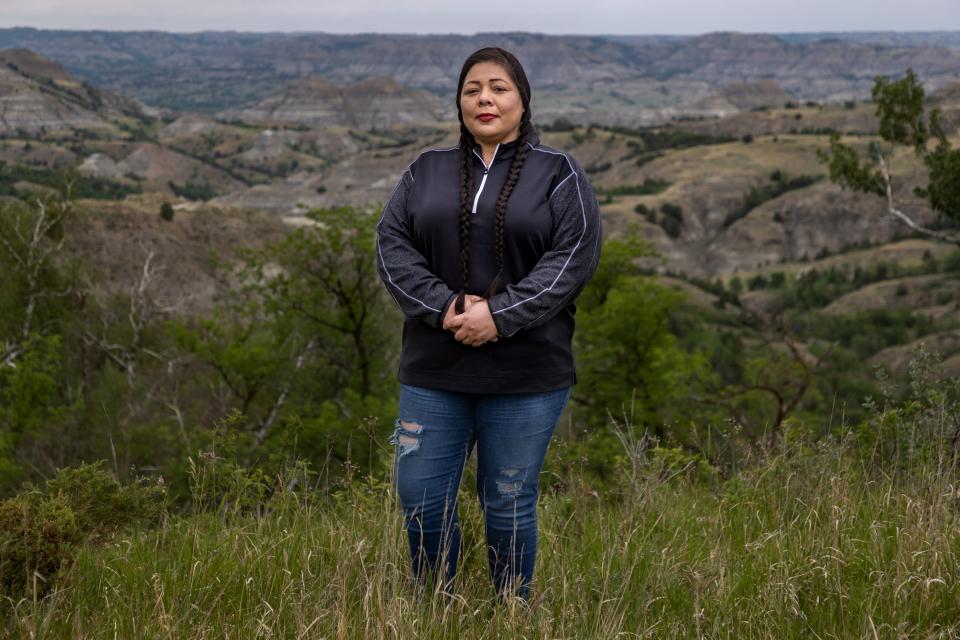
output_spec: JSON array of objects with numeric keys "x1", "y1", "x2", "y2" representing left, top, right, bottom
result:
[
  {"x1": 877, "y1": 152, "x2": 960, "y2": 246},
  {"x1": 82, "y1": 247, "x2": 174, "y2": 389},
  {"x1": 0, "y1": 197, "x2": 74, "y2": 368},
  {"x1": 256, "y1": 336, "x2": 317, "y2": 444}
]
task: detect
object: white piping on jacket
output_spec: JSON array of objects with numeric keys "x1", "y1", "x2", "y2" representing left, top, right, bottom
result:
[
  {"x1": 376, "y1": 166, "x2": 443, "y2": 313},
  {"x1": 491, "y1": 146, "x2": 589, "y2": 315},
  {"x1": 376, "y1": 145, "x2": 460, "y2": 313},
  {"x1": 471, "y1": 143, "x2": 499, "y2": 214}
]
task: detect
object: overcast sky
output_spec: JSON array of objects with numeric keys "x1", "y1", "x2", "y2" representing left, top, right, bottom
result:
[{"x1": 0, "y1": 0, "x2": 958, "y2": 34}]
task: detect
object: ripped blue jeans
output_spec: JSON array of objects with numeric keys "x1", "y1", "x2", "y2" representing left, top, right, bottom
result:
[{"x1": 391, "y1": 383, "x2": 570, "y2": 599}]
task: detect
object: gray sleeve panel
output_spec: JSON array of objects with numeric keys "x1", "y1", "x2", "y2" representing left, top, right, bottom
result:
[
  {"x1": 376, "y1": 168, "x2": 456, "y2": 329},
  {"x1": 486, "y1": 153, "x2": 602, "y2": 338}
]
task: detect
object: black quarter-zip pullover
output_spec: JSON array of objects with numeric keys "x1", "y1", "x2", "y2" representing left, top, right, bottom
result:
[{"x1": 376, "y1": 133, "x2": 602, "y2": 394}]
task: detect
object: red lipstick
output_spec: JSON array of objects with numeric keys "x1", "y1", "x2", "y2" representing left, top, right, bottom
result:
[{"x1": 477, "y1": 113, "x2": 497, "y2": 122}]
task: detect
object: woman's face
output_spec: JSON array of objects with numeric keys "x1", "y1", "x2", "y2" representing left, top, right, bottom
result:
[{"x1": 459, "y1": 61, "x2": 524, "y2": 147}]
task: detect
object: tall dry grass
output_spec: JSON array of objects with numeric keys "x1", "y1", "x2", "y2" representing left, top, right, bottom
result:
[{"x1": 5, "y1": 350, "x2": 960, "y2": 639}]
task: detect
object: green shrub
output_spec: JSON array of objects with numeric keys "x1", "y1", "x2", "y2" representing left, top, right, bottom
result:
[
  {"x1": 854, "y1": 346, "x2": 960, "y2": 473},
  {"x1": 658, "y1": 203, "x2": 684, "y2": 238},
  {"x1": 660, "y1": 202, "x2": 683, "y2": 218},
  {"x1": 159, "y1": 202, "x2": 174, "y2": 221},
  {"x1": 943, "y1": 251, "x2": 960, "y2": 272},
  {"x1": 0, "y1": 490, "x2": 79, "y2": 597},
  {"x1": 634, "y1": 151, "x2": 664, "y2": 167},
  {"x1": 188, "y1": 447, "x2": 271, "y2": 517},
  {"x1": 634, "y1": 203, "x2": 656, "y2": 223},
  {"x1": 0, "y1": 462, "x2": 165, "y2": 601},
  {"x1": 542, "y1": 117, "x2": 576, "y2": 132},
  {"x1": 168, "y1": 179, "x2": 216, "y2": 201},
  {"x1": 748, "y1": 274, "x2": 768, "y2": 290},
  {"x1": 598, "y1": 179, "x2": 671, "y2": 197}
]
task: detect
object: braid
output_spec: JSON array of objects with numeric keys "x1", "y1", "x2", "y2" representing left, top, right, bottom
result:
[
  {"x1": 456, "y1": 123, "x2": 475, "y2": 314},
  {"x1": 483, "y1": 119, "x2": 533, "y2": 299}
]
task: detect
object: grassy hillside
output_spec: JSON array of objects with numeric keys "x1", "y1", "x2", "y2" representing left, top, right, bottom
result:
[{"x1": 5, "y1": 378, "x2": 960, "y2": 639}]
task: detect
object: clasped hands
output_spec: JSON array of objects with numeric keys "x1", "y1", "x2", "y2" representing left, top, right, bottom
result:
[{"x1": 442, "y1": 294, "x2": 500, "y2": 347}]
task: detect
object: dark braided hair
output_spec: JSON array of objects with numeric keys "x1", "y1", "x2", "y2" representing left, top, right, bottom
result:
[
  {"x1": 456, "y1": 122, "x2": 476, "y2": 314},
  {"x1": 454, "y1": 47, "x2": 534, "y2": 314}
]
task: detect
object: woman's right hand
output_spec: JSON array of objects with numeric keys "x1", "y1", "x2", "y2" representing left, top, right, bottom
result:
[
  {"x1": 442, "y1": 294, "x2": 483, "y2": 330},
  {"x1": 443, "y1": 296, "x2": 499, "y2": 346}
]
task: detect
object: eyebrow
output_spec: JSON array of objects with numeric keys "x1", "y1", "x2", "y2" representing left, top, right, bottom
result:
[{"x1": 463, "y1": 78, "x2": 510, "y2": 86}]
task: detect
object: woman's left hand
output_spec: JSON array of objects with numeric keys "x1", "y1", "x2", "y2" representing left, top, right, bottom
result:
[{"x1": 447, "y1": 300, "x2": 499, "y2": 346}]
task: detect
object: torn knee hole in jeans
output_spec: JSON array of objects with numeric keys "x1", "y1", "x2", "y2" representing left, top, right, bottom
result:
[
  {"x1": 391, "y1": 419, "x2": 423, "y2": 457},
  {"x1": 496, "y1": 467, "x2": 524, "y2": 498}
]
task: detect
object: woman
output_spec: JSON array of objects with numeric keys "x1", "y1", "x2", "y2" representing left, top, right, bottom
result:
[{"x1": 376, "y1": 47, "x2": 602, "y2": 600}]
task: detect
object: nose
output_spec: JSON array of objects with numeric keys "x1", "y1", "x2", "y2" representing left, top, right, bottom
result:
[{"x1": 478, "y1": 88, "x2": 494, "y2": 105}]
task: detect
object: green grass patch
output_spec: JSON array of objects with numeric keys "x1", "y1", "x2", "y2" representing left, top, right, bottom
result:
[{"x1": 0, "y1": 161, "x2": 141, "y2": 200}]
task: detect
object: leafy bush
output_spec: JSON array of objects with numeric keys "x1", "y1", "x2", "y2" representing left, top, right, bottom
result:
[
  {"x1": 634, "y1": 203, "x2": 656, "y2": 223},
  {"x1": 943, "y1": 251, "x2": 960, "y2": 272},
  {"x1": 658, "y1": 203, "x2": 684, "y2": 238},
  {"x1": 541, "y1": 117, "x2": 577, "y2": 132},
  {"x1": 598, "y1": 179, "x2": 671, "y2": 197},
  {"x1": 747, "y1": 274, "x2": 768, "y2": 290},
  {"x1": 168, "y1": 179, "x2": 217, "y2": 201},
  {"x1": 189, "y1": 448, "x2": 272, "y2": 517},
  {"x1": 854, "y1": 346, "x2": 960, "y2": 473},
  {"x1": 0, "y1": 462, "x2": 165, "y2": 600},
  {"x1": 633, "y1": 151, "x2": 664, "y2": 167}
]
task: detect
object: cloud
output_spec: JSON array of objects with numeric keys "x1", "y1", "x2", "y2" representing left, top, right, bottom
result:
[{"x1": 0, "y1": 0, "x2": 957, "y2": 33}]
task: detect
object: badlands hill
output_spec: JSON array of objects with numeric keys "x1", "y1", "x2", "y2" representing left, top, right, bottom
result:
[
  {"x1": 220, "y1": 76, "x2": 449, "y2": 128},
  {"x1": 2, "y1": 28, "x2": 960, "y2": 124},
  {"x1": 0, "y1": 47, "x2": 145, "y2": 135}
]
